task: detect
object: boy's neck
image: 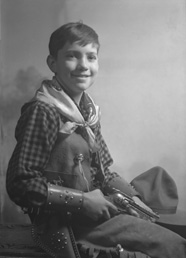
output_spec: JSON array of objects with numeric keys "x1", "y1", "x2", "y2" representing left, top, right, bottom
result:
[
  {"x1": 71, "y1": 93, "x2": 83, "y2": 106},
  {"x1": 54, "y1": 76, "x2": 83, "y2": 105}
]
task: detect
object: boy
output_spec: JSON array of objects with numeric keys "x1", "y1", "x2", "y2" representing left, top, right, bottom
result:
[{"x1": 6, "y1": 22, "x2": 186, "y2": 258}]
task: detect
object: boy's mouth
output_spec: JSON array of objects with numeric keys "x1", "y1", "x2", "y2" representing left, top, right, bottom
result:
[{"x1": 71, "y1": 74, "x2": 90, "y2": 78}]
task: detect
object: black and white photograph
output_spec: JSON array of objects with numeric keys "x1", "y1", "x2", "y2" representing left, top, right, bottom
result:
[{"x1": 1, "y1": 1, "x2": 186, "y2": 257}]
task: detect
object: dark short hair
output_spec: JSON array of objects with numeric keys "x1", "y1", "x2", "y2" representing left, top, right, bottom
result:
[{"x1": 49, "y1": 22, "x2": 100, "y2": 58}]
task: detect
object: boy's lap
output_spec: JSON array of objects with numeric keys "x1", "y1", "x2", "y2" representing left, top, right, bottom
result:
[{"x1": 74, "y1": 214, "x2": 186, "y2": 258}]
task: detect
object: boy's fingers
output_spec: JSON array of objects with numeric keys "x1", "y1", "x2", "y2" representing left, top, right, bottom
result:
[
  {"x1": 103, "y1": 209, "x2": 111, "y2": 220},
  {"x1": 107, "y1": 200, "x2": 119, "y2": 215},
  {"x1": 128, "y1": 207, "x2": 140, "y2": 218}
]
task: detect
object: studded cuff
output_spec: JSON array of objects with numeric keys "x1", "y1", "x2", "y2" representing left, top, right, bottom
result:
[{"x1": 46, "y1": 183, "x2": 84, "y2": 213}]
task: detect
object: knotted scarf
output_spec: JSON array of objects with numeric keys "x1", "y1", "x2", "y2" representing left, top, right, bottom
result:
[{"x1": 34, "y1": 77, "x2": 101, "y2": 152}]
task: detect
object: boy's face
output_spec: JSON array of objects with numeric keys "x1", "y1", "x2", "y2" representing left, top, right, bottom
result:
[{"x1": 48, "y1": 41, "x2": 99, "y2": 96}]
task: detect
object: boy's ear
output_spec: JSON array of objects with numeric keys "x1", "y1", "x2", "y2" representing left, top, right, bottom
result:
[{"x1": 46, "y1": 55, "x2": 57, "y2": 73}]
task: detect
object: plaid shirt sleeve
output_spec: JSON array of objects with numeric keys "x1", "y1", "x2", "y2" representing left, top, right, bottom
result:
[{"x1": 6, "y1": 101, "x2": 60, "y2": 208}]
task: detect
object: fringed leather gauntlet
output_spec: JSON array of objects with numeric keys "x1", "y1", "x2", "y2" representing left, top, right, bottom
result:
[{"x1": 46, "y1": 183, "x2": 84, "y2": 213}]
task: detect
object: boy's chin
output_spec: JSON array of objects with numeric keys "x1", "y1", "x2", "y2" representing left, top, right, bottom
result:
[{"x1": 75, "y1": 83, "x2": 92, "y2": 91}]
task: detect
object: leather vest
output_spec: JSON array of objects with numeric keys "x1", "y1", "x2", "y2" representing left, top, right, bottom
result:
[{"x1": 44, "y1": 129, "x2": 96, "y2": 192}]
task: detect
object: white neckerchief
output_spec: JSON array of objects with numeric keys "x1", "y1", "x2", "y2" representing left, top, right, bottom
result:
[{"x1": 34, "y1": 78, "x2": 101, "y2": 151}]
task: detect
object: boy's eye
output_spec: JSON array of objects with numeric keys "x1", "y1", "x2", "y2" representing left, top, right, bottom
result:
[
  {"x1": 88, "y1": 55, "x2": 97, "y2": 61},
  {"x1": 66, "y1": 53, "x2": 75, "y2": 58}
]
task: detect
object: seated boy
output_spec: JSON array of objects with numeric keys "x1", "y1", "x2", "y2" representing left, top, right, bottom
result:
[{"x1": 6, "y1": 22, "x2": 186, "y2": 258}]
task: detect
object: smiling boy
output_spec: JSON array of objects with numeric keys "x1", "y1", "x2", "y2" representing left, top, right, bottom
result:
[
  {"x1": 47, "y1": 41, "x2": 99, "y2": 104},
  {"x1": 6, "y1": 22, "x2": 186, "y2": 258}
]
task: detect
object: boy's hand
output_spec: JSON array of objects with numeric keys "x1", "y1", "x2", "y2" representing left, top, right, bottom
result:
[{"x1": 83, "y1": 189, "x2": 118, "y2": 221}]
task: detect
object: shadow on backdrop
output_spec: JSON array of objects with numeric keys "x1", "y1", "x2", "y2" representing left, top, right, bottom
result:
[{"x1": 0, "y1": 67, "x2": 45, "y2": 224}]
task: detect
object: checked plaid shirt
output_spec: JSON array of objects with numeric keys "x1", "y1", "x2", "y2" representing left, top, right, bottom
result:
[{"x1": 6, "y1": 98, "x2": 119, "y2": 209}]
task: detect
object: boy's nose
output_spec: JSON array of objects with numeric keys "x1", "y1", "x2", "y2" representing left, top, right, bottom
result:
[{"x1": 77, "y1": 58, "x2": 88, "y2": 70}]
